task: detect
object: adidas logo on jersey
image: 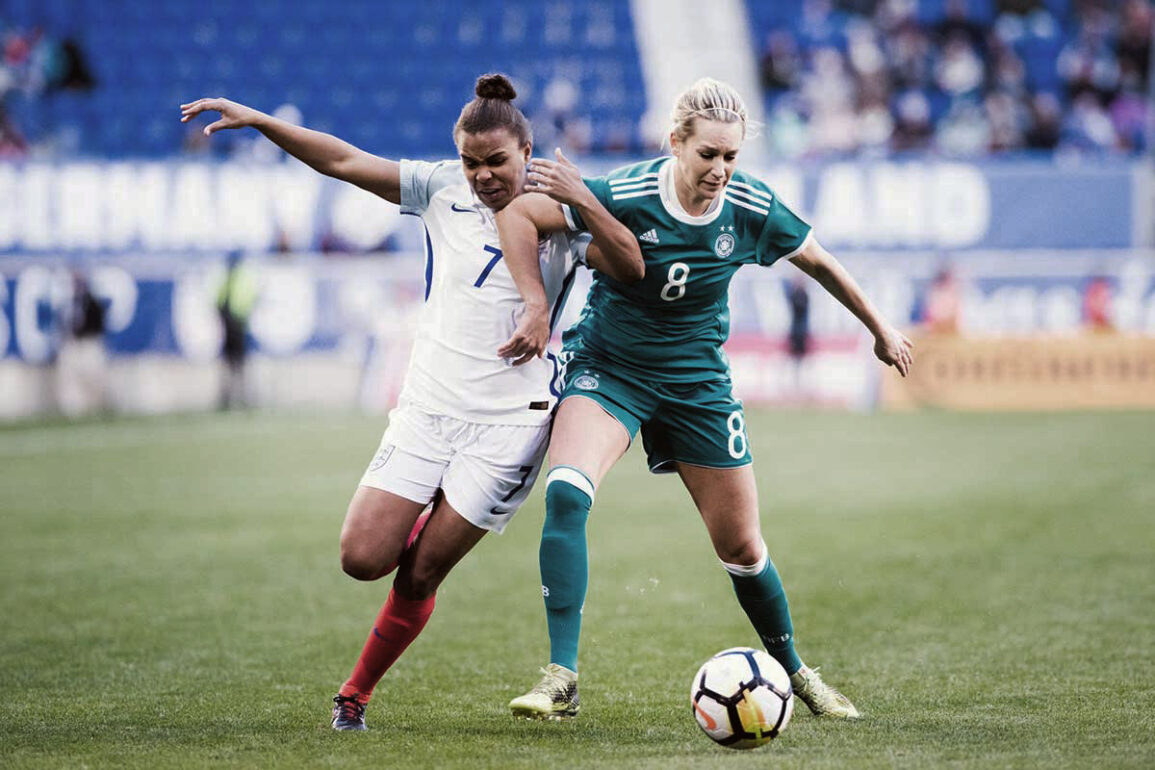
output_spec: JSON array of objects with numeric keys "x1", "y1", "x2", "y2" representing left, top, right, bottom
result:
[{"x1": 637, "y1": 229, "x2": 660, "y2": 245}]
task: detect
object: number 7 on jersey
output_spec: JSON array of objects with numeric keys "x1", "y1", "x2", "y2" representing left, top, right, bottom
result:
[{"x1": 474, "y1": 245, "x2": 504, "y2": 288}]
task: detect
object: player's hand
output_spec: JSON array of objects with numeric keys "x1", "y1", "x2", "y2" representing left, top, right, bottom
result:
[
  {"x1": 526, "y1": 148, "x2": 594, "y2": 209},
  {"x1": 874, "y1": 326, "x2": 914, "y2": 377},
  {"x1": 179, "y1": 97, "x2": 263, "y2": 136},
  {"x1": 498, "y1": 303, "x2": 550, "y2": 366}
]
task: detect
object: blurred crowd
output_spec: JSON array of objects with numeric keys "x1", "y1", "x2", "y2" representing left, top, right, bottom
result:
[
  {"x1": 0, "y1": 20, "x2": 94, "y2": 158},
  {"x1": 3, "y1": 2, "x2": 1152, "y2": 162},
  {"x1": 757, "y1": 0, "x2": 1152, "y2": 157}
]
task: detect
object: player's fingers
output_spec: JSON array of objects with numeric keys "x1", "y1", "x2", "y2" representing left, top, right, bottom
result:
[
  {"x1": 497, "y1": 336, "x2": 525, "y2": 358},
  {"x1": 503, "y1": 345, "x2": 529, "y2": 362},
  {"x1": 555, "y1": 147, "x2": 574, "y2": 166},
  {"x1": 511, "y1": 351, "x2": 537, "y2": 367},
  {"x1": 501, "y1": 334, "x2": 536, "y2": 362},
  {"x1": 203, "y1": 120, "x2": 227, "y2": 136}
]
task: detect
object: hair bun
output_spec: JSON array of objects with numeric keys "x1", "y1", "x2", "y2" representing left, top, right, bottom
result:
[{"x1": 475, "y1": 73, "x2": 517, "y2": 101}]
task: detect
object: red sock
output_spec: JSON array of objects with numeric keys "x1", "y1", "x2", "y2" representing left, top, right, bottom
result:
[{"x1": 340, "y1": 588, "x2": 436, "y2": 702}]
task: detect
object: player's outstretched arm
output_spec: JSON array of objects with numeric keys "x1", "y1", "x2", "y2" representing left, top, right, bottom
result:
[
  {"x1": 494, "y1": 193, "x2": 556, "y2": 365},
  {"x1": 179, "y1": 97, "x2": 401, "y2": 204},
  {"x1": 527, "y1": 148, "x2": 644, "y2": 283},
  {"x1": 789, "y1": 239, "x2": 914, "y2": 377}
]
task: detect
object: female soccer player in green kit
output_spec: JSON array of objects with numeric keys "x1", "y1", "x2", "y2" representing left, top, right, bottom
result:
[{"x1": 495, "y1": 77, "x2": 913, "y2": 720}]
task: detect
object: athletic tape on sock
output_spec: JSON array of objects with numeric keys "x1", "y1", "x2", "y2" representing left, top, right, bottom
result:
[
  {"x1": 720, "y1": 540, "x2": 769, "y2": 577},
  {"x1": 546, "y1": 465, "x2": 595, "y2": 504}
]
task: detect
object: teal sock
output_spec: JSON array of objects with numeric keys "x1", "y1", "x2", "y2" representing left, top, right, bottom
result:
[
  {"x1": 725, "y1": 546, "x2": 803, "y2": 675},
  {"x1": 539, "y1": 466, "x2": 594, "y2": 673}
]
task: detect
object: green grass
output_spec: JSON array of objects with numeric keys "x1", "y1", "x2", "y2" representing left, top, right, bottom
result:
[{"x1": 1, "y1": 409, "x2": 1153, "y2": 768}]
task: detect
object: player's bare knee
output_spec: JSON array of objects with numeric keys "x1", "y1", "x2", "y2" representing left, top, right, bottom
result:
[
  {"x1": 718, "y1": 539, "x2": 764, "y2": 568},
  {"x1": 339, "y1": 543, "x2": 386, "y2": 581},
  {"x1": 340, "y1": 555, "x2": 378, "y2": 581}
]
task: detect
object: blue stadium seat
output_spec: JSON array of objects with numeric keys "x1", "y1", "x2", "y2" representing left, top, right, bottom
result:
[
  {"x1": 8, "y1": 0, "x2": 645, "y2": 159},
  {"x1": 1017, "y1": 31, "x2": 1063, "y2": 92},
  {"x1": 917, "y1": 0, "x2": 996, "y2": 25}
]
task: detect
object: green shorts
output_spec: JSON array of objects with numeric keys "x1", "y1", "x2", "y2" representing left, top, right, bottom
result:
[{"x1": 559, "y1": 354, "x2": 752, "y2": 474}]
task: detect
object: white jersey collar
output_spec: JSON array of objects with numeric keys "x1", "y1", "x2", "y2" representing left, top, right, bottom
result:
[{"x1": 658, "y1": 157, "x2": 726, "y2": 226}]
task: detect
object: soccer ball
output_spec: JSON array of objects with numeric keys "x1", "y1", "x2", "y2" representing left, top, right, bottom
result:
[{"x1": 690, "y1": 647, "x2": 794, "y2": 749}]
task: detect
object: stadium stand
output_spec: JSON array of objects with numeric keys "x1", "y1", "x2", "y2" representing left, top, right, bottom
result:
[
  {"x1": 0, "y1": 0, "x2": 648, "y2": 158},
  {"x1": 2, "y1": 1, "x2": 1150, "y2": 160},
  {"x1": 748, "y1": 0, "x2": 1151, "y2": 157},
  {"x1": 0, "y1": 0, "x2": 1152, "y2": 420}
]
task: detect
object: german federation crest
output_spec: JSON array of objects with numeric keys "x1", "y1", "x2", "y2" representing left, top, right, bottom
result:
[
  {"x1": 573, "y1": 372, "x2": 599, "y2": 391},
  {"x1": 714, "y1": 232, "x2": 735, "y2": 258}
]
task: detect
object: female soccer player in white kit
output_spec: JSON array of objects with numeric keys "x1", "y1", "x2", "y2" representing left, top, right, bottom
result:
[{"x1": 180, "y1": 74, "x2": 643, "y2": 731}]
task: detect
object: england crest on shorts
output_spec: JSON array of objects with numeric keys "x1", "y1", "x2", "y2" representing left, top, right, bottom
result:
[{"x1": 368, "y1": 444, "x2": 395, "y2": 472}]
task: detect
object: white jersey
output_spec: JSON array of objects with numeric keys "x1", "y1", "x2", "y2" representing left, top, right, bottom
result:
[{"x1": 397, "y1": 159, "x2": 589, "y2": 426}]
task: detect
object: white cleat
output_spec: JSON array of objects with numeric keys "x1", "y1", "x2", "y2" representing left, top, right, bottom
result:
[
  {"x1": 509, "y1": 663, "x2": 580, "y2": 720},
  {"x1": 790, "y1": 666, "x2": 861, "y2": 719}
]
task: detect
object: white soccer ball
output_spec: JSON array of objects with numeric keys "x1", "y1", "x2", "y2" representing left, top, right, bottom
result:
[{"x1": 690, "y1": 647, "x2": 794, "y2": 749}]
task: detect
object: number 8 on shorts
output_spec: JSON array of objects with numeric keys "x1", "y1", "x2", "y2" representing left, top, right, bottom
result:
[{"x1": 726, "y1": 410, "x2": 747, "y2": 460}]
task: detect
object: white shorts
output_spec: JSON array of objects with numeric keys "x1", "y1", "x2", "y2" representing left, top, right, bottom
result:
[{"x1": 359, "y1": 401, "x2": 550, "y2": 534}]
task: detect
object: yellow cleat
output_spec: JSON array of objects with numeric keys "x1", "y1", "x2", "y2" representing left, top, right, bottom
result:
[
  {"x1": 509, "y1": 663, "x2": 580, "y2": 720},
  {"x1": 790, "y1": 666, "x2": 861, "y2": 719}
]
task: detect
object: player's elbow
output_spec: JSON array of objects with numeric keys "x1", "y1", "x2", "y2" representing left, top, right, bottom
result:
[
  {"x1": 614, "y1": 244, "x2": 645, "y2": 283},
  {"x1": 588, "y1": 241, "x2": 645, "y2": 283},
  {"x1": 622, "y1": 251, "x2": 645, "y2": 283}
]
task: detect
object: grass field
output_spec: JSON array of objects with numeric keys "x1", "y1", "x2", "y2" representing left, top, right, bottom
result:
[{"x1": 2, "y1": 409, "x2": 1153, "y2": 768}]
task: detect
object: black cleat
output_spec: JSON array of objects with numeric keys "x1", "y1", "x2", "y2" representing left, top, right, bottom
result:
[{"x1": 331, "y1": 694, "x2": 368, "y2": 731}]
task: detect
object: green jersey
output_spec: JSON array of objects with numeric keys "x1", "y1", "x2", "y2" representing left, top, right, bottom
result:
[{"x1": 563, "y1": 157, "x2": 813, "y2": 383}]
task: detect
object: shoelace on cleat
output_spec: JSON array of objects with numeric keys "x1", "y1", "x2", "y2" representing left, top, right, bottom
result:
[
  {"x1": 333, "y1": 694, "x2": 366, "y2": 721},
  {"x1": 529, "y1": 668, "x2": 571, "y2": 698},
  {"x1": 530, "y1": 668, "x2": 558, "y2": 694},
  {"x1": 796, "y1": 669, "x2": 848, "y2": 705}
]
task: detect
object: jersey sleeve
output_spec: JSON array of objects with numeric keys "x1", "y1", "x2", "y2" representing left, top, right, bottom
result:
[
  {"x1": 399, "y1": 160, "x2": 461, "y2": 216},
  {"x1": 560, "y1": 178, "x2": 613, "y2": 232},
  {"x1": 568, "y1": 232, "x2": 593, "y2": 266},
  {"x1": 754, "y1": 195, "x2": 814, "y2": 266}
]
